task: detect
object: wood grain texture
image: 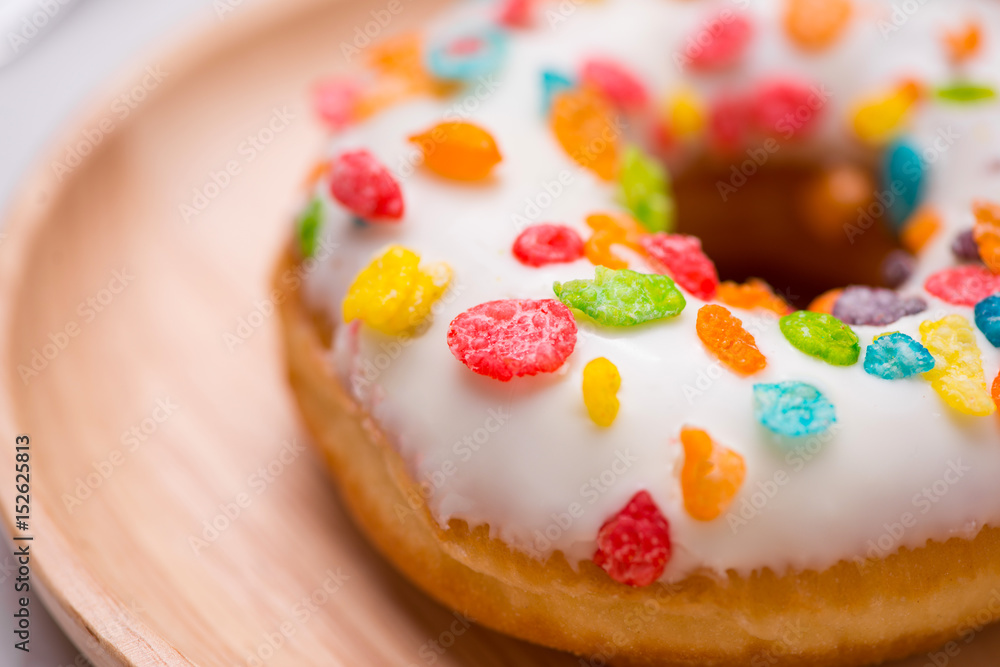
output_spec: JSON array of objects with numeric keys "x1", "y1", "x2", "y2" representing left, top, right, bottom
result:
[{"x1": 0, "y1": 0, "x2": 998, "y2": 664}]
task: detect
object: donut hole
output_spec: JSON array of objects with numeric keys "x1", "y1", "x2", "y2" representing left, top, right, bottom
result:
[{"x1": 672, "y1": 156, "x2": 905, "y2": 309}]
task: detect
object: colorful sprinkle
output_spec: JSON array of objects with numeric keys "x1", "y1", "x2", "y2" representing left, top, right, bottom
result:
[
  {"x1": 717, "y1": 279, "x2": 793, "y2": 316},
  {"x1": 343, "y1": 246, "x2": 451, "y2": 335},
  {"x1": 800, "y1": 165, "x2": 875, "y2": 244},
  {"x1": 550, "y1": 87, "x2": 620, "y2": 180},
  {"x1": 581, "y1": 57, "x2": 649, "y2": 111},
  {"x1": 925, "y1": 266, "x2": 1000, "y2": 306},
  {"x1": 881, "y1": 250, "x2": 916, "y2": 289},
  {"x1": 553, "y1": 267, "x2": 686, "y2": 327},
  {"x1": 541, "y1": 69, "x2": 575, "y2": 114},
  {"x1": 497, "y1": 0, "x2": 532, "y2": 28},
  {"x1": 313, "y1": 78, "x2": 361, "y2": 130},
  {"x1": 920, "y1": 315, "x2": 996, "y2": 416},
  {"x1": 936, "y1": 83, "x2": 996, "y2": 104},
  {"x1": 593, "y1": 491, "x2": 671, "y2": 587},
  {"x1": 973, "y1": 201, "x2": 1000, "y2": 274},
  {"x1": 409, "y1": 121, "x2": 502, "y2": 181},
  {"x1": 426, "y1": 25, "x2": 507, "y2": 81},
  {"x1": 684, "y1": 11, "x2": 754, "y2": 71},
  {"x1": 680, "y1": 427, "x2": 746, "y2": 522},
  {"x1": 664, "y1": 89, "x2": 706, "y2": 141},
  {"x1": 583, "y1": 213, "x2": 645, "y2": 269},
  {"x1": 707, "y1": 92, "x2": 752, "y2": 152},
  {"x1": 513, "y1": 224, "x2": 585, "y2": 267},
  {"x1": 832, "y1": 286, "x2": 926, "y2": 326},
  {"x1": 296, "y1": 198, "x2": 323, "y2": 258},
  {"x1": 851, "y1": 81, "x2": 921, "y2": 145},
  {"x1": 753, "y1": 381, "x2": 837, "y2": 438},
  {"x1": 752, "y1": 78, "x2": 824, "y2": 140},
  {"x1": 951, "y1": 229, "x2": 982, "y2": 263},
  {"x1": 994, "y1": 371, "x2": 1000, "y2": 412},
  {"x1": 329, "y1": 150, "x2": 404, "y2": 221},
  {"x1": 901, "y1": 207, "x2": 941, "y2": 254},
  {"x1": 446, "y1": 299, "x2": 577, "y2": 381},
  {"x1": 582, "y1": 357, "x2": 621, "y2": 427},
  {"x1": 784, "y1": 0, "x2": 852, "y2": 51},
  {"x1": 882, "y1": 139, "x2": 925, "y2": 230},
  {"x1": 863, "y1": 332, "x2": 935, "y2": 380},
  {"x1": 974, "y1": 294, "x2": 1000, "y2": 347},
  {"x1": 780, "y1": 311, "x2": 860, "y2": 366},
  {"x1": 619, "y1": 146, "x2": 674, "y2": 233},
  {"x1": 696, "y1": 304, "x2": 767, "y2": 375},
  {"x1": 944, "y1": 21, "x2": 982, "y2": 64},
  {"x1": 641, "y1": 234, "x2": 719, "y2": 300},
  {"x1": 808, "y1": 288, "x2": 844, "y2": 315}
]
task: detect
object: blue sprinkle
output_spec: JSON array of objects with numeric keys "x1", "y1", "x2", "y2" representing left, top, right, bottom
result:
[
  {"x1": 425, "y1": 25, "x2": 507, "y2": 82},
  {"x1": 541, "y1": 69, "x2": 575, "y2": 114},
  {"x1": 351, "y1": 215, "x2": 369, "y2": 228},
  {"x1": 863, "y1": 333, "x2": 935, "y2": 380},
  {"x1": 753, "y1": 382, "x2": 836, "y2": 438},
  {"x1": 974, "y1": 294, "x2": 1000, "y2": 347},
  {"x1": 882, "y1": 139, "x2": 925, "y2": 231}
]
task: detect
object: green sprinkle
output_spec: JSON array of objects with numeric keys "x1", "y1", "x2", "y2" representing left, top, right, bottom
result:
[
  {"x1": 936, "y1": 83, "x2": 996, "y2": 103},
  {"x1": 779, "y1": 311, "x2": 860, "y2": 366},
  {"x1": 296, "y1": 198, "x2": 323, "y2": 258},
  {"x1": 619, "y1": 145, "x2": 674, "y2": 233},
  {"x1": 553, "y1": 267, "x2": 686, "y2": 326}
]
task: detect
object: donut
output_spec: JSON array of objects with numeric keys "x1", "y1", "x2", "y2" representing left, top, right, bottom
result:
[{"x1": 276, "y1": 1, "x2": 1000, "y2": 664}]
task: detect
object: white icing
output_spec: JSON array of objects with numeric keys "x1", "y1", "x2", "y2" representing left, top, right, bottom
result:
[{"x1": 301, "y1": 0, "x2": 1000, "y2": 580}]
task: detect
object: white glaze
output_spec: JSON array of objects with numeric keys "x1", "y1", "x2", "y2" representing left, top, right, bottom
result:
[{"x1": 301, "y1": 0, "x2": 1000, "y2": 580}]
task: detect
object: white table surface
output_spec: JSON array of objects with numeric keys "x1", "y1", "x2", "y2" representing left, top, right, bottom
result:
[{"x1": 0, "y1": 1, "x2": 263, "y2": 663}]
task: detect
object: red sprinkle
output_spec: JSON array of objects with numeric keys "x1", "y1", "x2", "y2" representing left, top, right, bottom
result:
[
  {"x1": 447, "y1": 299, "x2": 577, "y2": 381},
  {"x1": 686, "y1": 12, "x2": 754, "y2": 71},
  {"x1": 924, "y1": 265, "x2": 1000, "y2": 306},
  {"x1": 752, "y1": 78, "x2": 823, "y2": 139},
  {"x1": 593, "y1": 491, "x2": 672, "y2": 587},
  {"x1": 707, "y1": 92, "x2": 752, "y2": 152},
  {"x1": 313, "y1": 78, "x2": 361, "y2": 130},
  {"x1": 497, "y1": 0, "x2": 532, "y2": 28},
  {"x1": 581, "y1": 57, "x2": 649, "y2": 110},
  {"x1": 513, "y1": 224, "x2": 585, "y2": 267},
  {"x1": 641, "y1": 233, "x2": 720, "y2": 300},
  {"x1": 329, "y1": 150, "x2": 404, "y2": 221}
]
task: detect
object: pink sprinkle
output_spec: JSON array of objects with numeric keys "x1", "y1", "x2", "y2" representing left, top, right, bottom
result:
[
  {"x1": 581, "y1": 57, "x2": 649, "y2": 111},
  {"x1": 752, "y1": 79, "x2": 824, "y2": 140},
  {"x1": 313, "y1": 78, "x2": 362, "y2": 130},
  {"x1": 498, "y1": 0, "x2": 533, "y2": 28},
  {"x1": 685, "y1": 12, "x2": 754, "y2": 71},
  {"x1": 448, "y1": 37, "x2": 484, "y2": 56},
  {"x1": 707, "y1": 92, "x2": 752, "y2": 152}
]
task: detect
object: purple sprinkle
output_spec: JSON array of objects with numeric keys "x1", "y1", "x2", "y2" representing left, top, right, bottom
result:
[
  {"x1": 832, "y1": 286, "x2": 927, "y2": 326},
  {"x1": 881, "y1": 250, "x2": 915, "y2": 288},
  {"x1": 951, "y1": 229, "x2": 981, "y2": 263}
]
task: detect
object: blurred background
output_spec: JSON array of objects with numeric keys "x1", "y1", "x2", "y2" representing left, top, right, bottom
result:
[{"x1": 0, "y1": 1, "x2": 264, "y2": 663}]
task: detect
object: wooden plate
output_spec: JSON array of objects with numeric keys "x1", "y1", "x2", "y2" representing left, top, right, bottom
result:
[{"x1": 0, "y1": 0, "x2": 998, "y2": 664}]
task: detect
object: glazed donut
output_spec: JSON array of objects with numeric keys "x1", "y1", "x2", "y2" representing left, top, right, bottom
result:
[{"x1": 276, "y1": 0, "x2": 1000, "y2": 664}]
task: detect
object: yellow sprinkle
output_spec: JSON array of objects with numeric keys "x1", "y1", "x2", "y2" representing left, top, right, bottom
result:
[
  {"x1": 343, "y1": 245, "x2": 451, "y2": 336},
  {"x1": 582, "y1": 357, "x2": 621, "y2": 427},
  {"x1": 920, "y1": 315, "x2": 995, "y2": 416},
  {"x1": 666, "y1": 89, "x2": 705, "y2": 139}
]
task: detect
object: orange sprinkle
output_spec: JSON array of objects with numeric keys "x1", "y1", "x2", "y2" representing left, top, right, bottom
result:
[
  {"x1": 717, "y1": 279, "x2": 793, "y2": 316},
  {"x1": 304, "y1": 160, "x2": 331, "y2": 189},
  {"x1": 992, "y1": 369, "x2": 1000, "y2": 412},
  {"x1": 409, "y1": 121, "x2": 502, "y2": 181},
  {"x1": 784, "y1": 0, "x2": 852, "y2": 51},
  {"x1": 901, "y1": 207, "x2": 942, "y2": 254},
  {"x1": 583, "y1": 213, "x2": 646, "y2": 269},
  {"x1": 800, "y1": 165, "x2": 874, "y2": 244},
  {"x1": 944, "y1": 21, "x2": 982, "y2": 65},
  {"x1": 808, "y1": 288, "x2": 843, "y2": 314},
  {"x1": 680, "y1": 427, "x2": 746, "y2": 522},
  {"x1": 973, "y1": 200, "x2": 1000, "y2": 274},
  {"x1": 696, "y1": 305, "x2": 767, "y2": 375},
  {"x1": 550, "y1": 88, "x2": 620, "y2": 181}
]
